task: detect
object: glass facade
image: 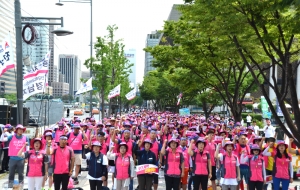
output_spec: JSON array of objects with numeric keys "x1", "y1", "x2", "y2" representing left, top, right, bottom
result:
[{"x1": 144, "y1": 32, "x2": 161, "y2": 76}]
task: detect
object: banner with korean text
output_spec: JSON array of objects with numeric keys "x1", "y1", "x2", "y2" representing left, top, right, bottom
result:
[
  {"x1": 76, "y1": 77, "x2": 93, "y2": 95},
  {"x1": 125, "y1": 89, "x2": 136, "y2": 100},
  {"x1": 108, "y1": 84, "x2": 121, "y2": 99},
  {"x1": 0, "y1": 33, "x2": 15, "y2": 76},
  {"x1": 135, "y1": 164, "x2": 158, "y2": 175},
  {"x1": 23, "y1": 51, "x2": 50, "y2": 100}
]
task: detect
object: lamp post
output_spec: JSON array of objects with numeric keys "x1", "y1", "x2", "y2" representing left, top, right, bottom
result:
[
  {"x1": 56, "y1": 0, "x2": 93, "y2": 116},
  {"x1": 15, "y1": 0, "x2": 73, "y2": 125}
]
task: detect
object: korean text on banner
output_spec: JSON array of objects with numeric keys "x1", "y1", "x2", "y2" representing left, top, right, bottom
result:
[
  {"x1": 23, "y1": 73, "x2": 47, "y2": 100},
  {"x1": 135, "y1": 164, "x2": 158, "y2": 175},
  {"x1": 24, "y1": 50, "x2": 51, "y2": 79},
  {"x1": 0, "y1": 33, "x2": 15, "y2": 76},
  {"x1": 108, "y1": 84, "x2": 121, "y2": 99},
  {"x1": 76, "y1": 77, "x2": 93, "y2": 95},
  {"x1": 125, "y1": 89, "x2": 136, "y2": 100}
]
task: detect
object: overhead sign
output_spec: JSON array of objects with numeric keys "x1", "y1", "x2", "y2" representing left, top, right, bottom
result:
[
  {"x1": 76, "y1": 77, "x2": 93, "y2": 95},
  {"x1": 0, "y1": 33, "x2": 15, "y2": 76},
  {"x1": 125, "y1": 89, "x2": 136, "y2": 100},
  {"x1": 108, "y1": 84, "x2": 121, "y2": 99}
]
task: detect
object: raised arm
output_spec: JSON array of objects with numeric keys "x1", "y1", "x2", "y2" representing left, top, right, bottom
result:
[
  {"x1": 288, "y1": 138, "x2": 297, "y2": 155},
  {"x1": 188, "y1": 139, "x2": 195, "y2": 156},
  {"x1": 160, "y1": 139, "x2": 168, "y2": 156}
]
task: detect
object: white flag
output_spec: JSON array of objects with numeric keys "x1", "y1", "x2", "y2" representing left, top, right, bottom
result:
[
  {"x1": 108, "y1": 84, "x2": 121, "y2": 99},
  {"x1": 76, "y1": 77, "x2": 93, "y2": 95},
  {"x1": 23, "y1": 73, "x2": 47, "y2": 100},
  {"x1": 0, "y1": 33, "x2": 15, "y2": 76},
  {"x1": 23, "y1": 51, "x2": 50, "y2": 100},
  {"x1": 125, "y1": 89, "x2": 136, "y2": 100},
  {"x1": 24, "y1": 51, "x2": 51, "y2": 79}
]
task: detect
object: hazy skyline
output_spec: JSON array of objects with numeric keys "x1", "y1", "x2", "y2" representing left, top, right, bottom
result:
[{"x1": 19, "y1": 0, "x2": 184, "y2": 84}]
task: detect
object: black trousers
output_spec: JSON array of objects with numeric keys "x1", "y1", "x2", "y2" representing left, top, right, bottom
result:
[
  {"x1": 2, "y1": 149, "x2": 9, "y2": 170},
  {"x1": 192, "y1": 175, "x2": 208, "y2": 190},
  {"x1": 53, "y1": 173, "x2": 70, "y2": 190},
  {"x1": 89, "y1": 179, "x2": 103, "y2": 190},
  {"x1": 138, "y1": 174, "x2": 153, "y2": 190},
  {"x1": 249, "y1": 180, "x2": 264, "y2": 190},
  {"x1": 165, "y1": 175, "x2": 181, "y2": 190}
]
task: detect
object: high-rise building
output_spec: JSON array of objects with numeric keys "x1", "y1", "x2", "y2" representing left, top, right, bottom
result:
[
  {"x1": 125, "y1": 49, "x2": 136, "y2": 88},
  {"x1": 22, "y1": 19, "x2": 49, "y2": 67},
  {"x1": 0, "y1": 0, "x2": 17, "y2": 94},
  {"x1": 58, "y1": 54, "x2": 81, "y2": 96},
  {"x1": 144, "y1": 31, "x2": 161, "y2": 76},
  {"x1": 52, "y1": 82, "x2": 69, "y2": 97}
]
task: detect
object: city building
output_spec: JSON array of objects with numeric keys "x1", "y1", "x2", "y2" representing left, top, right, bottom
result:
[
  {"x1": 58, "y1": 54, "x2": 81, "y2": 96},
  {"x1": 0, "y1": 0, "x2": 17, "y2": 94},
  {"x1": 125, "y1": 49, "x2": 136, "y2": 88},
  {"x1": 58, "y1": 72, "x2": 65, "y2": 83},
  {"x1": 45, "y1": 86, "x2": 53, "y2": 96},
  {"x1": 22, "y1": 19, "x2": 50, "y2": 67},
  {"x1": 144, "y1": 31, "x2": 161, "y2": 76},
  {"x1": 51, "y1": 82, "x2": 69, "y2": 97}
]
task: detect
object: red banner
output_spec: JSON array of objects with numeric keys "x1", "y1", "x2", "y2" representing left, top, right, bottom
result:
[{"x1": 135, "y1": 164, "x2": 158, "y2": 175}]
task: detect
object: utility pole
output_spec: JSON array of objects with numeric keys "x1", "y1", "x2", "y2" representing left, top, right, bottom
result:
[{"x1": 15, "y1": 0, "x2": 23, "y2": 124}]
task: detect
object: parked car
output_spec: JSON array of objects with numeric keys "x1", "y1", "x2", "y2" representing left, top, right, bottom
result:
[
  {"x1": 74, "y1": 109, "x2": 83, "y2": 115},
  {"x1": 92, "y1": 108, "x2": 99, "y2": 114}
]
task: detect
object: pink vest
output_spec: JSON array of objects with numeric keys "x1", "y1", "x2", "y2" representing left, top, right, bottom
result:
[
  {"x1": 178, "y1": 146, "x2": 189, "y2": 169},
  {"x1": 222, "y1": 154, "x2": 238, "y2": 178},
  {"x1": 8, "y1": 135, "x2": 26, "y2": 156},
  {"x1": 55, "y1": 129, "x2": 64, "y2": 142},
  {"x1": 165, "y1": 149, "x2": 182, "y2": 175},
  {"x1": 150, "y1": 141, "x2": 159, "y2": 160},
  {"x1": 67, "y1": 132, "x2": 82, "y2": 151},
  {"x1": 27, "y1": 150, "x2": 46, "y2": 177},
  {"x1": 82, "y1": 130, "x2": 90, "y2": 145},
  {"x1": 115, "y1": 154, "x2": 131, "y2": 179},
  {"x1": 274, "y1": 156, "x2": 291, "y2": 179},
  {"x1": 249, "y1": 155, "x2": 264, "y2": 181},
  {"x1": 235, "y1": 144, "x2": 250, "y2": 165},
  {"x1": 192, "y1": 150, "x2": 209, "y2": 175},
  {"x1": 100, "y1": 142, "x2": 108, "y2": 155},
  {"x1": 53, "y1": 146, "x2": 73, "y2": 174},
  {"x1": 204, "y1": 142, "x2": 216, "y2": 166}
]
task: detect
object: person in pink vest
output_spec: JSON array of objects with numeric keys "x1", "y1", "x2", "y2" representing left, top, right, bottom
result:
[
  {"x1": 161, "y1": 138, "x2": 184, "y2": 190},
  {"x1": 177, "y1": 137, "x2": 189, "y2": 190},
  {"x1": 204, "y1": 130, "x2": 217, "y2": 190},
  {"x1": 240, "y1": 144, "x2": 266, "y2": 190},
  {"x1": 263, "y1": 140, "x2": 293, "y2": 190},
  {"x1": 188, "y1": 138, "x2": 212, "y2": 190},
  {"x1": 66, "y1": 123, "x2": 87, "y2": 184},
  {"x1": 216, "y1": 141, "x2": 241, "y2": 190},
  {"x1": 107, "y1": 142, "x2": 135, "y2": 190},
  {"x1": 17, "y1": 138, "x2": 48, "y2": 190},
  {"x1": 85, "y1": 141, "x2": 108, "y2": 190},
  {"x1": 0, "y1": 124, "x2": 14, "y2": 173},
  {"x1": 54, "y1": 121, "x2": 66, "y2": 144},
  {"x1": 4, "y1": 124, "x2": 29, "y2": 187},
  {"x1": 46, "y1": 135, "x2": 75, "y2": 190},
  {"x1": 42, "y1": 131, "x2": 57, "y2": 190},
  {"x1": 81, "y1": 123, "x2": 92, "y2": 171}
]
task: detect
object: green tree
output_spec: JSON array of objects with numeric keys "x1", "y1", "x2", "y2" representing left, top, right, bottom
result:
[
  {"x1": 4, "y1": 93, "x2": 17, "y2": 105},
  {"x1": 145, "y1": 16, "x2": 260, "y2": 121},
  {"x1": 179, "y1": 0, "x2": 300, "y2": 145},
  {"x1": 85, "y1": 25, "x2": 132, "y2": 118},
  {"x1": 61, "y1": 94, "x2": 73, "y2": 103}
]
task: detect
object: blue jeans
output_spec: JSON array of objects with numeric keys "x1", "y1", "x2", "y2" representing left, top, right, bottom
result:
[
  {"x1": 273, "y1": 177, "x2": 289, "y2": 190},
  {"x1": 129, "y1": 178, "x2": 133, "y2": 190}
]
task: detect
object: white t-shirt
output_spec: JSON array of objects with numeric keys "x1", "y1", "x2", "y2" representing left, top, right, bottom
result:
[
  {"x1": 246, "y1": 116, "x2": 252, "y2": 123},
  {"x1": 85, "y1": 152, "x2": 108, "y2": 180},
  {"x1": 263, "y1": 125, "x2": 275, "y2": 138},
  {"x1": 218, "y1": 153, "x2": 240, "y2": 185},
  {"x1": 253, "y1": 125, "x2": 259, "y2": 135}
]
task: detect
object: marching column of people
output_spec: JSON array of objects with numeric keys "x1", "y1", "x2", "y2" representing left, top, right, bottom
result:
[{"x1": 0, "y1": 113, "x2": 298, "y2": 190}]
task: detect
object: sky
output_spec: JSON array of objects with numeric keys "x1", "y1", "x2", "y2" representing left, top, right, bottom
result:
[{"x1": 20, "y1": 0, "x2": 184, "y2": 85}]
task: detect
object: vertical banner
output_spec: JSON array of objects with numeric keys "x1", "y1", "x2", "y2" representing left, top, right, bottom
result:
[
  {"x1": 261, "y1": 96, "x2": 271, "y2": 118},
  {"x1": 276, "y1": 99, "x2": 283, "y2": 116},
  {"x1": 177, "y1": 92, "x2": 183, "y2": 105},
  {"x1": 0, "y1": 33, "x2": 15, "y2": 76}
]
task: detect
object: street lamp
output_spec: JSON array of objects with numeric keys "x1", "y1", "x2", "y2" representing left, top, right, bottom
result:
[
  {"x1": 14, "y1": 0, "x2": 73, "y2": 125},
  {"x1": 56, "y1": 0, "x2": 93, "y2": 116}
]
